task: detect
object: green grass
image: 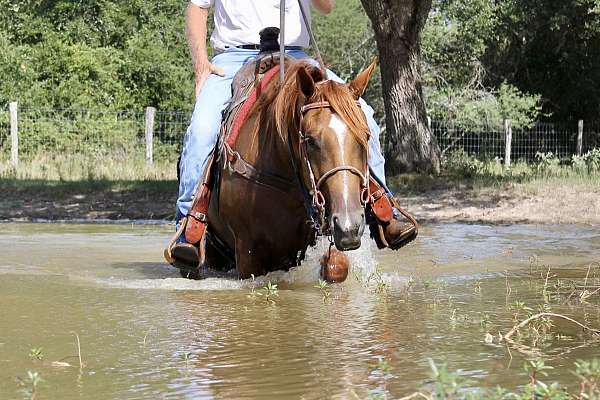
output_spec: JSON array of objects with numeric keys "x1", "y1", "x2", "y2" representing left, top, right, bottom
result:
[
  {"x1": 0, "y1": 154, "x2": 177, "y2": 181},
  {"x1": 388, "y1": 151, "x2": 600, "y2": 196}
]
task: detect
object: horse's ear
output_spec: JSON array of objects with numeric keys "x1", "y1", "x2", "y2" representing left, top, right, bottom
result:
[
  {"x1": 349, "y1": 57, "x2": 378, "y2": 99},
  {"x1": 296, "y1": 66, "x2": 316, "y2": 99}
]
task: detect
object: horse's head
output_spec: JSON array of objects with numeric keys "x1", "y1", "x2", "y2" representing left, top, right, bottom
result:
[{"x1": 288, "y1": 60, "x2": 377, "y2": 251}]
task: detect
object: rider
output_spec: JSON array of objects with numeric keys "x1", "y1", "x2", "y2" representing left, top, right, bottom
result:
[{"x1": 171, "y1": 0, "x2": 416, "y2": 267}]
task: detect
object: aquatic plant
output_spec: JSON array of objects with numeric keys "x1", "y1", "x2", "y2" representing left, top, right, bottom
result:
[
  {"x1": 181, "y1": 351, "x2": 193, "y2": 369},
  {"x1": 314, "y1": 279, "x2": 331, "y2": 303},
  {"x1": 509, "y1": 300, "x2": 532, "y2": 321},
  {"x1": 28, "y1": 348, "x2": 43, "y2": 361},
  {"x1": 574, "y1": 359, "x2": 600, "y2": 398},
  {"x1": 17, "y1": 371, "x2": 42, "y2": 400},
  {"x1": 397, "y1": 359, "x2": 600, "y2": 400},
  {"x1": 367, "y1": 268, "x2": 389, "y2": 296},
  {"x1": 259, "y1": 282, "x2": 279, "y2": 305}
]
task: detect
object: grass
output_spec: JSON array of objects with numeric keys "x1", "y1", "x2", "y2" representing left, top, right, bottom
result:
[
  {"x1": 389, "y1": 162, "x2": 600, "y2": 197},
  {"x1": 0, "y1": 154, "x2": 177, "y2": 181}
]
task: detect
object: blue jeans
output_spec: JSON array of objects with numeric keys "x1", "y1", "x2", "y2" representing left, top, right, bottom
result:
[{"x1": 176, "y1": 48, "x2": 387, "y2": 220}]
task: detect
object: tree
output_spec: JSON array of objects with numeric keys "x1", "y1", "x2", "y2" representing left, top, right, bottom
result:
[
  {"x1": 483, "y1": 0, "x2": 600, "y2": 123},
  {"x1": 421, "y1": 0, "x2": 543, "y2": 128},
  {"x1": 360, "y1": 0, "x2": 441, "y2": 174}
]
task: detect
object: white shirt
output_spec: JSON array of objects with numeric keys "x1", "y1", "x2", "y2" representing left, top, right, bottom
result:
[{"x1": 190, "y1": 0, "x2": 312, "y2": 51}]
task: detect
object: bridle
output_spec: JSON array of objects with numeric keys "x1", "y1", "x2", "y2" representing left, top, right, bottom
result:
[{"x1": 291, "y1": 99, "x2": 371, "y2": 234}]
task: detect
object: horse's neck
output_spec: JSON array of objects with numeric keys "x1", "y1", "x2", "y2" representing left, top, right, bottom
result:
[{"x1": 236, "y1": 105, "x2": 297, "y2": 180}]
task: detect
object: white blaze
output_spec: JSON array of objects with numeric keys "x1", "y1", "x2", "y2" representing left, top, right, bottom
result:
[{"x1": 328, "y1": 114, "x2": 352, "y2": 230}]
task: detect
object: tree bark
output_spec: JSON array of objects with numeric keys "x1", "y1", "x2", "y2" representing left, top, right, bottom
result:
[{"x1": 361, "y1": 0, "x2": 440, "y2": 174}]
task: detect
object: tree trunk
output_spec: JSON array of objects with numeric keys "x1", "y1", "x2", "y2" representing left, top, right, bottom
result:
[{"x1": 361, "y1": 0, "x2": 440, "y2": 174}]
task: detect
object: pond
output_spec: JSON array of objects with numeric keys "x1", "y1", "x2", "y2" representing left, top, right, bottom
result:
[{"x1": 1, "y1": 222, "x2": 599, "y2": 399}]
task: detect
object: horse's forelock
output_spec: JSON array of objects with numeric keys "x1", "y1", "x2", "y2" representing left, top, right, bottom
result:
[
  {"x1": 269, "y1": 61, "x2": 369, "y2": 150},
  {"x1": 315, "y1": 81, "x2": 370, "y2": 150}
]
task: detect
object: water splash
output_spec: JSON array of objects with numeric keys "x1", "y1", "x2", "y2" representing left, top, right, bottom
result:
[{"x1": 95, "y1": 234, "x2": 384, "y2": 291}]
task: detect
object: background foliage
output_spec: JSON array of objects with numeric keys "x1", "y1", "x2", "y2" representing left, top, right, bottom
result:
[{"x1": 0, "y1": 0, "x2": 599, "y2": 127}]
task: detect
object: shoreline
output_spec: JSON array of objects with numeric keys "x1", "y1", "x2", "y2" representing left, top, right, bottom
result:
[{"x1": 1, "y1": 178, "x2": 599, "y2": 226}]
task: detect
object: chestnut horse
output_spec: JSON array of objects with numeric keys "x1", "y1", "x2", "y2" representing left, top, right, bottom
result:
[{"x1": 203, "y1": 59, "x2": 377, "y2": 279}]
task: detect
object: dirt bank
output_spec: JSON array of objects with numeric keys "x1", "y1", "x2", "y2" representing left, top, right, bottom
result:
[
  {"x1": 400, "y1": 183, "x2": 600, "y2": 225},
  {"x1": 1, "y1": 178, "x2": 599, "y2": 225}
]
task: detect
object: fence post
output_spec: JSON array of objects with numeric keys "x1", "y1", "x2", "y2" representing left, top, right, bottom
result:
[
  {"x1": 427, "y1": 116, "x2": 432, "y2": 131},
  {"x1": 504, "y1": 119, "x2": 512, "y2": 167},
  {"x1": 577, "y1": 120, "x2": 584, "y2": 156},
  {"x1": 145, "y1": 106, "x2": 156, "y2": 165},
  {"x1": 9, "y1": 101, "x2": 18, "y2": 167}
]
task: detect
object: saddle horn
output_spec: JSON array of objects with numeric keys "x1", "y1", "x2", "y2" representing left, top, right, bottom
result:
[{"x1": 259, "y1": 27, "x2": 281, "y2": 53}]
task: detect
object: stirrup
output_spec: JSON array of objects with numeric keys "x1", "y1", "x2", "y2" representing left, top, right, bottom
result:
[
  {"x1": 369, "y1": 196, "x2": 419, "y2": 251},
  {"x1": 164, "y1": 217, "x2": 200, "y2": 269}
]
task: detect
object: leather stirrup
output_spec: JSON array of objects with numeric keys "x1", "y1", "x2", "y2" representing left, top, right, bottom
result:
[{"x1": 184, "y1": 152, "x2": 216, "y2": 245}]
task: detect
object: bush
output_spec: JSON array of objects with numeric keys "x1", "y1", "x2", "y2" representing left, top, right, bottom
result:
[
  {"x1": 535, "y1": 152, "x2": 561, "y2": 175},
  {"x1": 443, "y1": 149, "x2": 487, "y2": 178}
]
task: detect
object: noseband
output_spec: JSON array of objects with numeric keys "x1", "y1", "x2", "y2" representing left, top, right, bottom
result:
[{"x1": 297, "y1": 100, "x2": 371, "y2": 224}]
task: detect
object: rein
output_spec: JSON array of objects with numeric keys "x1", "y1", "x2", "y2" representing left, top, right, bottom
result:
[{"x1": 279, "y1": 0, "x2": 328, "y2": 82}]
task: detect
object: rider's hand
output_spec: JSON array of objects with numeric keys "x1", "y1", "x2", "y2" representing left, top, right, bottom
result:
[{"x1": 194, "y1": 57, "x2": 225, "y2": 97}]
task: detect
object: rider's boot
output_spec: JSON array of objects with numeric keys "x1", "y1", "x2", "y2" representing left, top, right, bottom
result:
[
  {"x1": 367, "y1": 177, "x2": 419, "y2": 250},
  {"x1": 164, "y1": 218, "x2": 200, "y2": 271},
  {"x1": 164, "y1": 155, "x2": 215, "y2": 271}
]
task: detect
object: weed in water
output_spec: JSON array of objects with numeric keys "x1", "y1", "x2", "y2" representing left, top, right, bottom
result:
[
  {"x1": 366, "y1": 390, "x2": 386, "y2": 400},
  {"x1": 28, "y1": 348, "x2": 43, "y2": 361},
  {"x1": 258, "y1": 282, "x2": 279, "y2": 304},
  {"x1": 480, "y1": 313, "x2": 492, "y2": 331},
  {"x1": 16, "y1": 371, "x2": 42, "y2": 400},
  {"x1": 374, "y1": 357, "x2": 393, "y2": 377},
  {"x1": 574, "y1": 359, "x2": 600, "y2": 398},
  {"x1": 525, "y1": 359, "x2": 554, "y2": 385},
  {"x1": 181, "y1": 351, "x2": 193, "y2": 368},
  {"x1": 367, "y1": 269, "x2": 389, "y2": 296},
  {"x1": 428, "y1": 358, "x2": 464, "y2": 399},
  {"x1": 509, "y1": 300, "x2": 532, "y2": 321},
  {"x1": 314, "y1": 279, "x2": 331, "y2": 303}
]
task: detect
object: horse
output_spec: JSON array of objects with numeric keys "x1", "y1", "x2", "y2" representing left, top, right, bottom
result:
[{"x1": 196, "y1": 58, "x2": 377, "y2": 280}]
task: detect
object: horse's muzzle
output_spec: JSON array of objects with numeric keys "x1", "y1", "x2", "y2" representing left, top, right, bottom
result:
[{"x1": 331, "y1": 211, "x2": 365, "y2": 251}]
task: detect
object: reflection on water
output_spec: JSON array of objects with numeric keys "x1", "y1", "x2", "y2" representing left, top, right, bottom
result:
[{"x1": 0, "y1": 222, "x2": 599, "y2": 399}]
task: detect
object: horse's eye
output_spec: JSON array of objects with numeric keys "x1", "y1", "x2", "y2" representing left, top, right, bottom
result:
[{"x1": 304, "y1": 136, "x2": 319, "y2": 149}]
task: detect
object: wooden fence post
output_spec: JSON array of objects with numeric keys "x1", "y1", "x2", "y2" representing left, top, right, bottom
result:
[
  {"x1": 504, "y1": 119, "x2": 512, "y2": 167},
  {"x1": 577, "y1": 120, "x2": 584, "y2": 156},
  {"x1": 9, "y1": 102, "x2": 18, "y2": 167},
  {"x1": 145, "y1": 106, "x2": 156, "y2": 165}
]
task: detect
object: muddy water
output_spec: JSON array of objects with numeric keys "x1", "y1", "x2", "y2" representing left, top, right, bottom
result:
[{"x1": 1, "y1": 223, "x2": 599, "y2": 399}]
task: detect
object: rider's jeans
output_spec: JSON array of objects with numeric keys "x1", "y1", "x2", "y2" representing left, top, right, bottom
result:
[{"x1": 176, "y1": 48, "x2": 387, "y2": 221}]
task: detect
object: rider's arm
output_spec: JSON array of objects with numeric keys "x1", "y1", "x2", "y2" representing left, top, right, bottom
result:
[
  {"x1": 186, "y1": 2, "x2": 224, "y2": 96},
  {"x1": 311, "y1": 0, "x2": 335, "y2": 14}
]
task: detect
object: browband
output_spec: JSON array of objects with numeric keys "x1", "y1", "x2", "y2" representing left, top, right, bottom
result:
[{"x1": 301, "y1": 101, "x2": 362, "y2": 114}]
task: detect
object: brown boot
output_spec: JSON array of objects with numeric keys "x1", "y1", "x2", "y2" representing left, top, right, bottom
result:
[
  {"x1": 368, "y1": 178, "x2": 419, "y2": 250},
  {"x1": 170, "y1": 242, "x2": 200, "y2": 270},
  {"x1": 164, "y1": 217, "x2": 201, "y2": 271},
  {"x1": 375, "y1": 196, "x2": 418, "y2": 250}
]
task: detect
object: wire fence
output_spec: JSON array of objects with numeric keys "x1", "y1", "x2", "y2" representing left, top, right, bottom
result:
[
  {"x1": 1, "y1": 105, "x2": 599, "y2": 168},
  {"x1": 432, "y1": 120, "x2": 594, "y2": 162},
  {"x1": 0, "y1": 106, "x2": 188, "y2": 163}
]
